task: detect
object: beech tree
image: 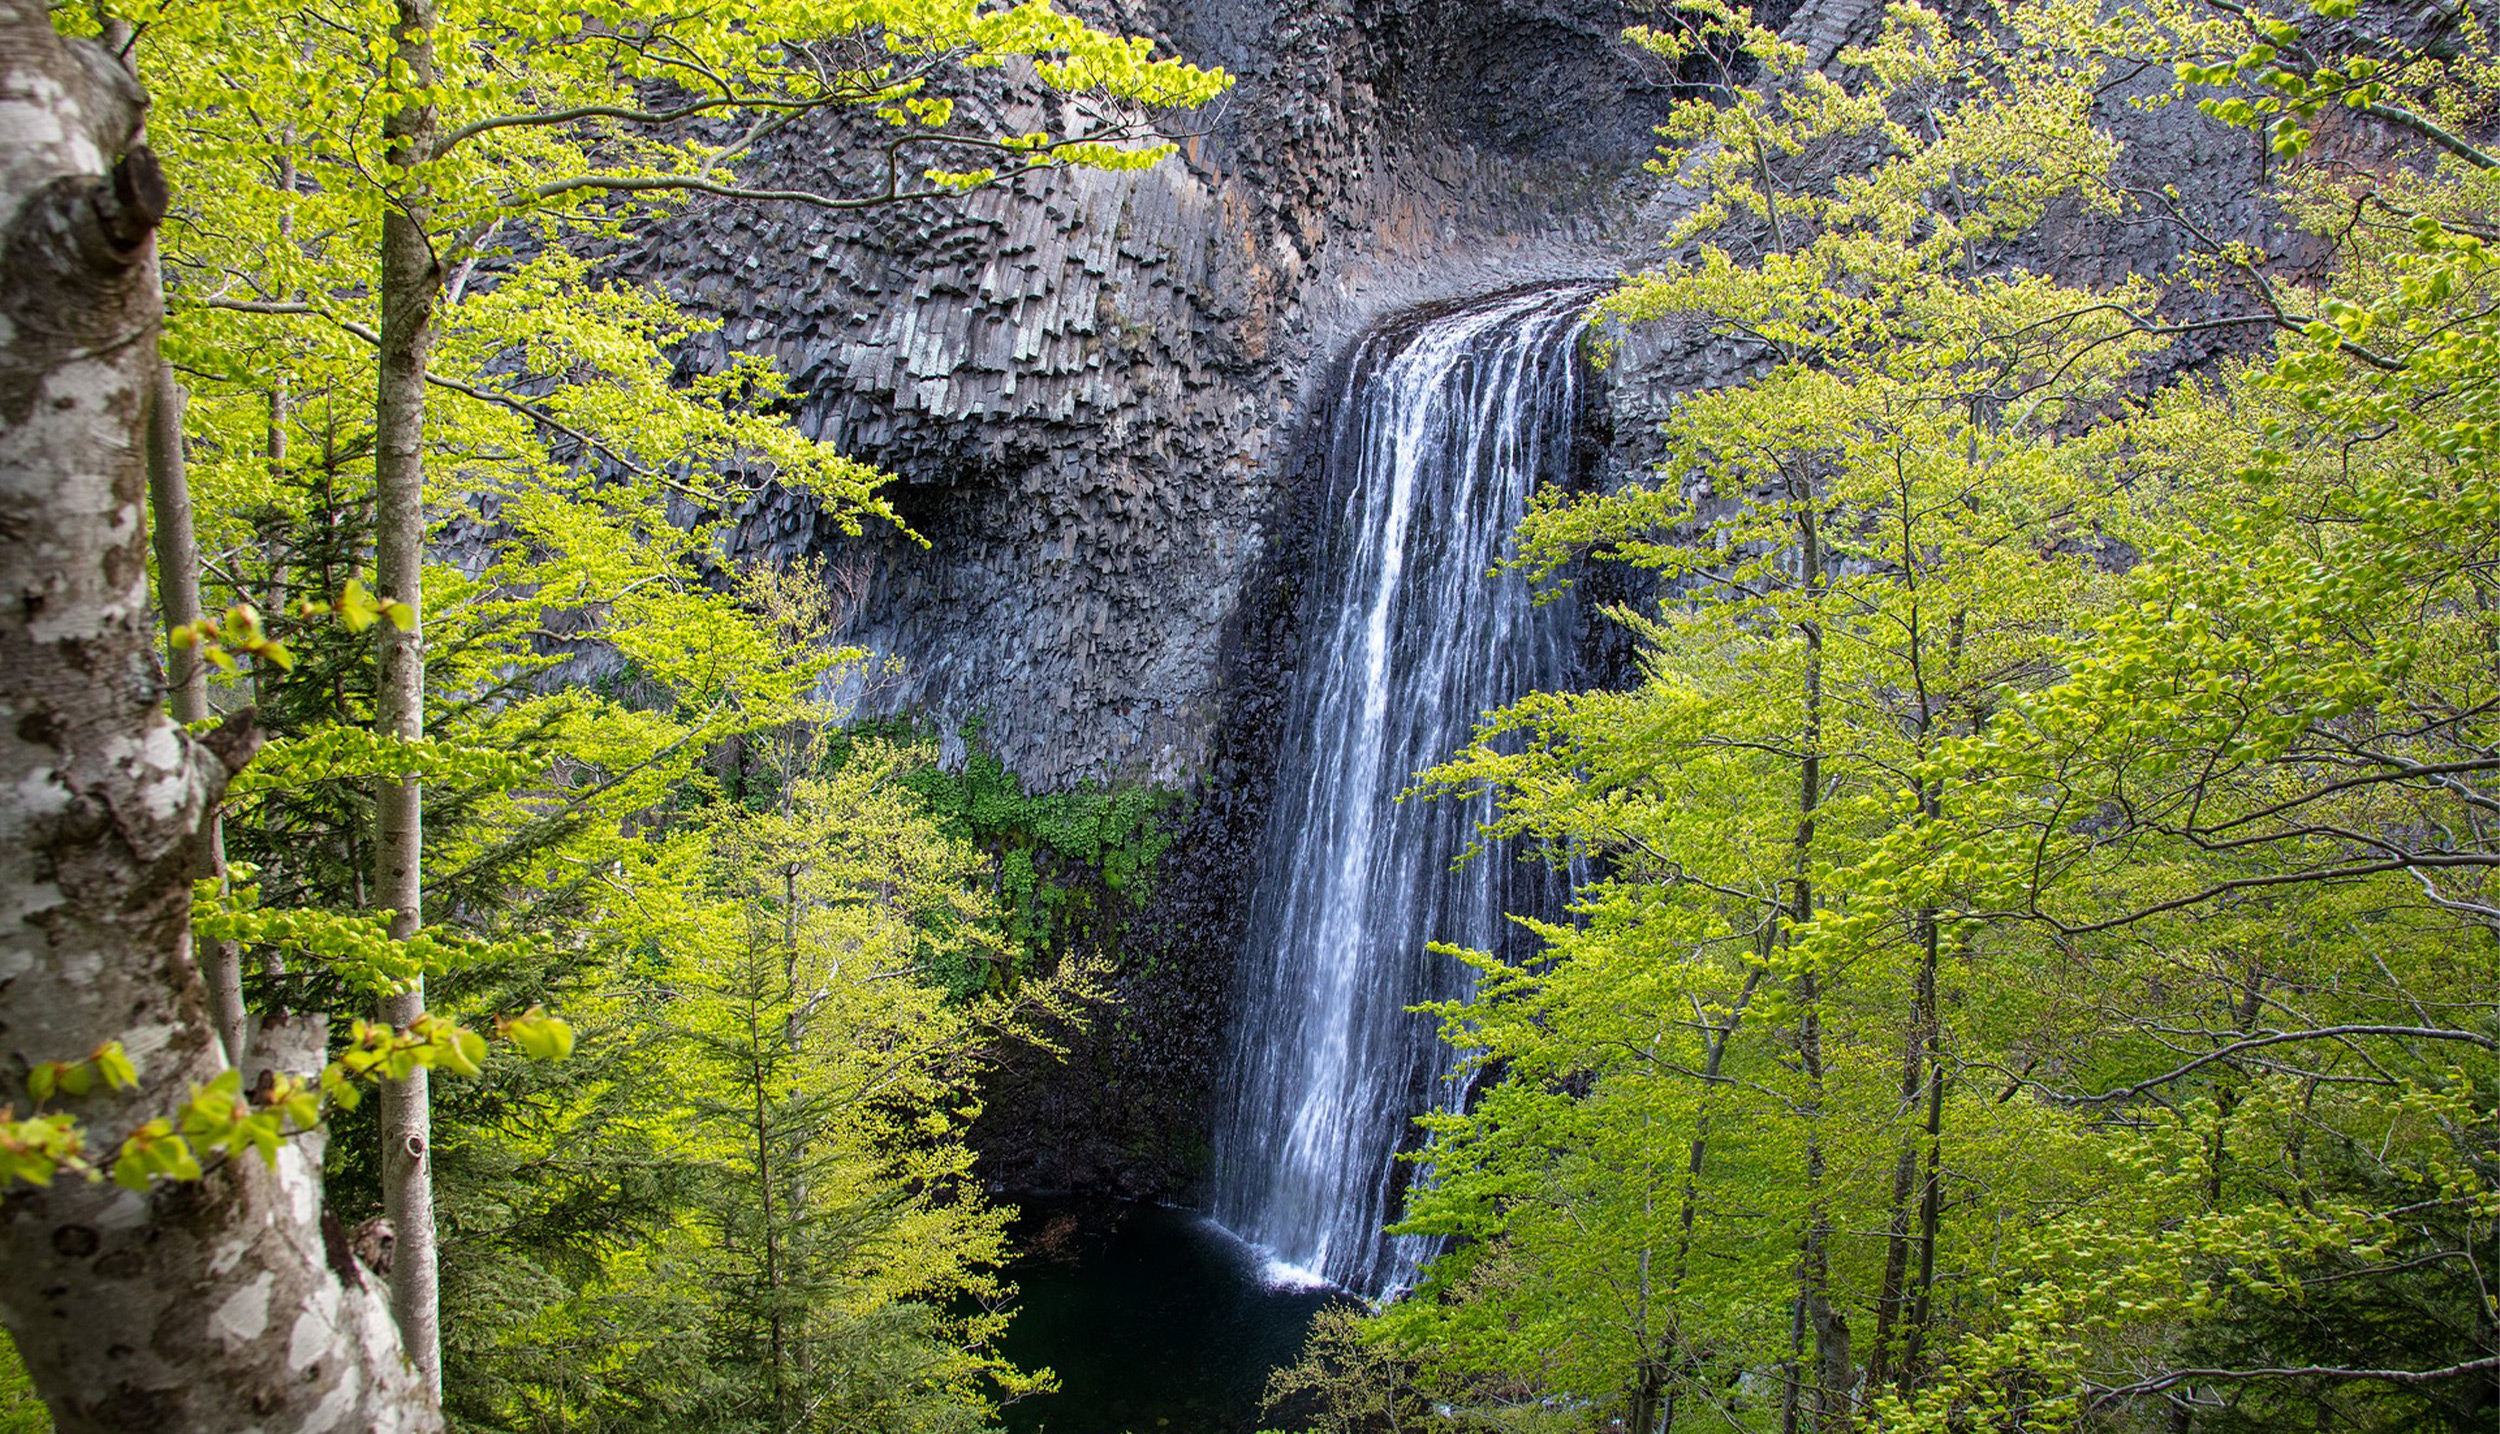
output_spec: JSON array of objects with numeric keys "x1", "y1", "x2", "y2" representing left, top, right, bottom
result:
[
  {"x1": 1385, "y1": 7, "x2": 2146, "y2": 1424},
  {"x1": 1346, "y1": 1, "x2": 2500, "y2": 1431},
  {"x1": 0, "y1": 5, "x2": 438, "y2": 1427}
]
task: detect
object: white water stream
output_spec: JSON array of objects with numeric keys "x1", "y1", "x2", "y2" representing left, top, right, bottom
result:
[{"x1": 1208, "y1": 287, "x2": 1591, "y2": 1297}]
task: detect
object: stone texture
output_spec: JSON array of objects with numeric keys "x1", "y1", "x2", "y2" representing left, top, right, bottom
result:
[
  {"x1": 620, "y1": 0, "x2": 2317, "y2": 1195},
  {"x1": 627, "y1": 0, "x2": 1693, "y2": 789},
  {"x1": 627, "y1": 0, "x2": 2304, "y2": 794}
]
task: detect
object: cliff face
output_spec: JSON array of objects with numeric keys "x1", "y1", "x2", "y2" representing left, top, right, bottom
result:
[
  {"x1": 627, "y1": 0, "x2": 2275, "y2": 1196},
  {"x1": 630, "y1": 0, "x2": 1690, "y2": 789},
  {"x1": 632, "y1": 0, "x2": 2275, "y2": 787}
]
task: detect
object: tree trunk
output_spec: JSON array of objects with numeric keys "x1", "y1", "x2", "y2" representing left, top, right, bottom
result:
[
  {"x1": 1900, "y1": 981, "x2": 1947, "y2": 1376},
  {"x1": 756, "y1": 1029, "x2": 789, "y2": 1428},
  {"x1": 143, "y1": 359, "x2": 251, "y2": 1073},
  {"x1": 0, "y1": 8, "x2": 439, "y2": 1428},
  {"x1": 1659, "y1": 966, "x2": 1761, "y2": 1434},
  {"x1": 1867, "y1": 1013, "x2": 1920, "y2": 1392},
  {"x1": 1625, "y1": 1358, "x2": 1664, "y2": 1434},
  {"x1": 374, "y1": 0, "x2": 443, "y2": 1393},
  {"x1": 1869, "y1": 814, "x2": 1941, "y2": 1397},
  {"x1": 109, "y1": 0, "x2": 244, "y2": 1079},
  {"x1": 1786, "y1": 483, "x2": 1851, "y2": 1431},
  {"x1": 145, "y1": 364, "x2": 206, "y2": 725}
]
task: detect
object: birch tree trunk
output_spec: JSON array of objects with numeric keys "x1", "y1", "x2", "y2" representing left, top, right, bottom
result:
[
  {"x1": 374, "y1": 0, "x2": 443, "y2": 1391},
  {"x1": 107, "y1": 2, "x2": 243, "y2": 1075},
  {"x1": 0, "y1": 5, "x2": 439, "y2": 1428}
]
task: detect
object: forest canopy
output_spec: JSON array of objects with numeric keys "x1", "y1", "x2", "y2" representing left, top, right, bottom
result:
[
  {"x1": 4, "y1": 0, "x2": 2498, "y2": 1429},
  {"x1": 1267, "y1": 1, "x2": 2500, "y2": 1431}
]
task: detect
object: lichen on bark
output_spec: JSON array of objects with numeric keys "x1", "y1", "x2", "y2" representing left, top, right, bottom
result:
[{"x1": 0, "y1": 4, "x2": 439, "y2": 1428}]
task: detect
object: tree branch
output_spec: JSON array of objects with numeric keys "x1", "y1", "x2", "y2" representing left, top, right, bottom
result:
[
  {"x1": 437, "y1": 92, "x2": 835, "y2": 153},
  {"x1": 520, "y1": 172, "x2": 970, "y2": 211},
  {"x1": 2090, "y1": 1352, "x2": 2500, "y2": 1404},
  {"x1": 188, "y1": 296, "x2": 728, "y2": 502},
  {"x1": 2074, "y1": 1025, "x2": 2498, "y2": 1106}
]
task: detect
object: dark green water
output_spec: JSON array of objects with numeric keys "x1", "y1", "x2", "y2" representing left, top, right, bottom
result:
[{"x1": 994, "y1": 1199, "x2": 1350, "y2": 1434}]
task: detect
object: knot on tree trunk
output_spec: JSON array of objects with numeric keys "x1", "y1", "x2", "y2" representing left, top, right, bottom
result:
[
  {"x1": 198, "y1": 706, "x2": 265, "y2": 785},
  {"x1": 0, "y1": 149, "x2": 165, "y2": 427},
  {"x1": 96, "y1": 145, "x2": 164, "y2": 251}
]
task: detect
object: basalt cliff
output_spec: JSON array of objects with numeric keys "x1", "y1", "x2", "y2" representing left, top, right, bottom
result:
[{"x1": 627, "y1": 0, "x2": 2279, "y2": 1195}]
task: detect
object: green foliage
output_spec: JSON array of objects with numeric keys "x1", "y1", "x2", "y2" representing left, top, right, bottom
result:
[
  {"x1": 96, "y1": 0, "x2": 1229, "y2": 600},
  {"x1": 1259, "y1": 1307, "x2": 1446, "y2": 1434},
  {"x1": 1327, "y1": 4, "x2": 2500, "y2": 1433},
  {"x1": 90, "y1": 0, "x2": 1233, "y2": 1057},
  {"x1": 431, "y1": 734, "x2": 1094, "y2": 1434},
  {"x1": 2169, "y1": 0, "x2": 2495, "y2": 164},
  {"x1": 23, "y1": 0, "x2": 1218, "y2": 1420},
  {"x1": 2, "y1": 1015, "x2": 567, "y2": 1195},
  {"x1": 0, "y1": 1331, "x2": 50, "y2": 1434},
  {"x1": 855, "y1": 723, "x2": 1181, "y2": 988}
]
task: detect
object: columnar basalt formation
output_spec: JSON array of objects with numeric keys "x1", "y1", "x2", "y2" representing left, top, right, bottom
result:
[
  {"x1": 634, "y1": 0, "x2": 2281, "y2": 786},
  {"x1": 625, "y1": 0, "x2": 2281, "y2": 1196},
  {"x1": 629, "y1": 0, "x2": 1686, "y2": 788}
]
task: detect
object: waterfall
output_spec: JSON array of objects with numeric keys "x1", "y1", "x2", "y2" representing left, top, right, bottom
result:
[{"x1": 1209, "y1": 286, "x2": 1592, "y2": 1297}]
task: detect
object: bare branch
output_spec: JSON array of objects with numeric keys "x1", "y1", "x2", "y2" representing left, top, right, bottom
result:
[
  {"x1": 2075, "y1": 1025, "x2": 2498, "y2": 1106},
  {"x1": 2090, "y1": 1352, "x2": 2500, "y2": 1405}
]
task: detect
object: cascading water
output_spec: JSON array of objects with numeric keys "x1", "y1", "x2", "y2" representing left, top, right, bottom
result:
[{"x1": 1209, "y1": 285, "x2": 1593, "y2": 1298}]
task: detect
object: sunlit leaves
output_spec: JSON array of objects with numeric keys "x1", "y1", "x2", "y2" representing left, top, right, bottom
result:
[
  {"x1": 1373, "y1": 1, "x2": 2500, "y2": 1427},
  {"x1": 224, "y1": 728, "x2": 541, "y2": 799},
  {"x1": 307, "y1": 576, "x2": 414, "y2": 636},
  {"x1": 6, "y1": 1046, "x2": 140, "y2": 1187},
  {"x1": 496, "y1": 1006, "x2": 573, "y2": 1062},
  {"x1": 485, "y1": 735, "x2": 1054, "y2": 1429},
  {"x1": 111, "y1": 1120, "x2": 203, "y2": 1191},
  {"x1": 169, "y1": 603, "x2": 293, "y2": 675},
  {"x1": 0, "y1": 1002, "x2": 570, "y2": 1195},
  {"x1": 2161, "y1": 0, "x2": 2500, "y2": 168},
  {"x1": 0, "y1": 1114, "x2": 88, "y2": 1189},
  {"x1": 26, "y1": 1043, "x2": 140, "y2": 1105},
  {"x1": 194, "y1": 881, "x2": 522, "y2": 995}
]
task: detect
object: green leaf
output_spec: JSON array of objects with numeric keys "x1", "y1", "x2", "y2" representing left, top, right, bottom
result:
[
  {"x1": 112, "y1": 1119, "x2": 199, "y2": 1191},
  {"x1": 440, "y1": 1026, "x2": 488, "y2": 1078},
  {"x1": 504, "y1": 1008, "x2": 575, "y2": 1062},
  {"x1": 93, "y1": 1042, "x2": 138, "y2": 1092},
  {"x1": 337, "y1": 578, "x2": 380, "y2": 634}
]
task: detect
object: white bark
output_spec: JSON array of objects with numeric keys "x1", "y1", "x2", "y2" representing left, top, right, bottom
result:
[
  {"x1": 374, "y1": 0, "x2": 442, "y2": 1391},
  {"x1": 0, "y1": 5, "x2": 440, "y2": 1428}
]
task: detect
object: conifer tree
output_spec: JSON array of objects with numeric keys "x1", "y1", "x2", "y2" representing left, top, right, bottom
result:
[{"x1": 100, "y1": 0, "x2": 1227, "y2": 1389}]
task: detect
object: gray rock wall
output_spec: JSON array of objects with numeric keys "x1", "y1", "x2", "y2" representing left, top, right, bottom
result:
[
  {"x1": 630, "y1": 0, "x2": 1685, "y2": 789},
  {"x1": 621, "y1": 0, "x2": 2291, "y2": 1196},
  {"x1": 628, "y1": 0, "x2": 2281, "y2": 792}
]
